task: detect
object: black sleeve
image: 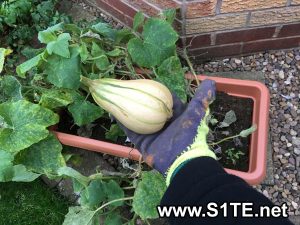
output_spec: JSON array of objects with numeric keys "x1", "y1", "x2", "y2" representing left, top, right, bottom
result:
[{"x1": 161, "y1": 157, "x2": 294, "y2": 225}]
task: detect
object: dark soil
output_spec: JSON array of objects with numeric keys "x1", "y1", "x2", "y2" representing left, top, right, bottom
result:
[
  {"x1": 209, "y1": 92, "x2": 253, "y2": 172},
  {"x1": 57, "y1": 91, "x2": 253, "y2": 172}
]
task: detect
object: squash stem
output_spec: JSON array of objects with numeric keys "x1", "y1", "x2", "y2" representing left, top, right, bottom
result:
[
  {"x1": 183, "y1": 48, "x2": 200, "y2": 86},
  {"x1": 80, "y1": 75, "x2": 93, "y2": 87}
]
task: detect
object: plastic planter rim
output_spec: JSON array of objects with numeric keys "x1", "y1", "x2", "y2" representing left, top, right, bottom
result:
[{"x1": 53, "y1": 75, "x2": 270, "y2": 185}]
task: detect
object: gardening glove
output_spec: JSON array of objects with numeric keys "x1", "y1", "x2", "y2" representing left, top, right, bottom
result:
[{"x1": 117, "y1": 79, "x2": 217, "y2": 185}]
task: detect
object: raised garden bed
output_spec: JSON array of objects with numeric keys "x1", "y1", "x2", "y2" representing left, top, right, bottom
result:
[{"x1": 53, "y1": 75, "x2": 270, "y2": 185}]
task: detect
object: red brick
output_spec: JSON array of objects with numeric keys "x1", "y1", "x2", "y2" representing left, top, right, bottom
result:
[
  {"x1": 128, "y1": 0, "x2": 160, "y2": 16},
  {"x1": 146, "y1": 0, "x2": 180, "y2": 9},
  {"x1": 93, "y1": 0, "x2": 134, "y2": 26},
  {"x1": 186, "y1": 0, "x2": 216, "y2": 18},
  {"x1": 243, "y1": 36, "x2": 300, "y2": 54},
  {"x1": 278, "y1": 23, "x2": 300, "y2": 37},
  {"x1": 186, "y1": 34, "x2": 211, "y2": 48},
  {"x1": 189, "y1": 43, "x2": 242, "y2": 58},
  {"x1": 216, "y1": 27, "x2": 276, "y2": 45},
  {"x1": 97, "y1": 0, "x2": 138, "y2": 18}
]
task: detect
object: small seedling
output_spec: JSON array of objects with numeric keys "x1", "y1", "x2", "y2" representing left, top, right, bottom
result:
[{"x1": 226, "y1": 148, "x2": 245, "y2": 165}]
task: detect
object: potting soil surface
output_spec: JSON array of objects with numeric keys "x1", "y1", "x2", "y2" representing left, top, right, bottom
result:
[{"x1": 209, "y1": 91, "x2": 253, "y2": 172}]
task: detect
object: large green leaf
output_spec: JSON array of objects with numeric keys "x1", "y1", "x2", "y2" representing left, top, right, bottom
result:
[
  {"x1": 16, "y1": 134, "x2": 66, "y2": 176},
  {"x1": 161, "y1": 9, "x2": 176, "y2": 24},
  {"x1": 133, "y1": 12, "x2": 144, "y2": 31},
  {"x1": 46, "y1": 33, "x2": 71, "y2": 58},
  {"x1": 11, "y1": 164, "x2": 40, "y2": 182},
  {"x1": 106, "y1": 48, "x2": 122, "y2": 57},
  {"x1": 0, "y1": 75, "x2": 22, "y2": 103},
  {"x1": 0, "y1": 48, "x2": 12, "y2": 73},
  {"x1": 0, "y1": 100, "x2": 59, "y2": 154},
  {"x1": 115, "y1": 29, "x2": 134, "y2": 44},
  {"x1": 133, "y1": 171, "x2": 166, "y2": 219},
  {"x1": 128, "y1": 18, "x2": 178, "y2": 68},
  {"x1": 68, "y1": 99, "x2": 104, "y2": 126},
  {"x1": 91, "y1": 42, "x2": 105, "y2": 57},
  {"x1": 104, "y1": 212, "x2": 122, "y2": 225},
  {"x1": 157, "y1": 56, "x2": 187, "y2": 102},
  {"x1": 45, "y1": 47, "x2": 81, "y2": 89},
  {"x1": 103, "y1": 180, "x2": 124, "y2": 207},
  {"x1": 63, "y1": 207, "x2": 97, "y2": 225},
  {"x1": 16, "y1": 53, "x2": 43, "y2": 78},
  {"x1": 0, "y1": 150, "x2": 14, "y2": 181},
  {"x1": 39, "y1": 88, "x2": 74, "y2": 109},
  {"x1": 127, "y1": 38, "x2": 158, "y2": 68},
  {"x1": 105, "y1": 124, "x2": 125, "y2": 142},
  {"x1": 95, "y1": 55, "x2": 110, "y2": 71},
  {"x1": 79, "y1": 42, "x2": 89, "y2": 62},
  {"x1": 80, "y1": 179, "x2": 106, "y2": 209},
  {"x1": 57, "y1": 167, "x2": 90, "y2": 187},
  {"x1": 0, "y1": 150, "x2": 40, "y2": 182},
  {"x1": 38, "y1": 23, "x2": 64, "y2": 44},
  {"x1": 143, "y1": 18, "x2": 178, "y2": 47},
  {"x1": 92, "y1": 23, "x2": 117, "y2": 41}
]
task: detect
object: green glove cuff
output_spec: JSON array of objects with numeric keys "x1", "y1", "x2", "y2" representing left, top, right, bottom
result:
[{"x1": 165, "y1": 110, "x2": 216, "y2": 186}]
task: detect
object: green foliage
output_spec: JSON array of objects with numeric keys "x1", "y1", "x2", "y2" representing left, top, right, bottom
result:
[
  {"x1": 57, "y1": 166, "x2": 90, "y2": 187},
  {"x1": 0, "y1": 150, "x2": 40, "y2": 182},
  {"x1": 105, "y1": 124, "x2": 126, "y2": 142},
  {"x1": 46, "y1": 33, "x2": 71, "y2": 58},
  {"x1": 16, "y1": 134, "x2": 66, "y2": 176},
  {"x1": 225, "y1": 148, "x2": 245, "y2": 165},
  {"x1": 0, "y1": 75, "x2": 23, "y2": 102},
  {"x1": 0, "y1": 100, "x2": 58, "y2": 154},
  {"x1": 0, "y1": 0, "x2": 70, "y2": 48},
  {"x1": 0, "y1": 8, "x2": 197, "y2": 225},
  {"x1": 157, "y1": 56, "x2": 187, "y2": 102},
  {"x1": 16, "y1": 53, "x2": 44, "y2": 77},
  {"x1": 128, "y1": 17, "x2": 178, "y2": 68},
  {"x1": 0, "y1": 47, "x2": 12, "y2": 72},
  {"x1": 45, "y1": 47, "x2": 81, "y2": 89},
  {"x1": 239, "y1": 125, "x2": 257, "y2": 137},
  {"x1": 133, "y1": 12, "x2": 145, "y2": 31},
  {"x1": 68, "y1": 98, "x2": 104, "y2": 126},
  {"x1": 105, "y1": 212, "x2": 122, "y2": 225},
  {"x1": 80, "y1": 179, "x2": 107, "y2": 208},
  {"x1": 219, "y1": 110, "x2": 237, "y2": 128},
  {"x1": 63, "y1": 207, "x2": 98, "y2": 225},
  {"x1": 133, "y1": 171, "x2": 167, "y2": 219},
  {"x1": 39, "y1": 88, "x2": 74, "y2": 109},
  {"x1": 161, "y1": 9, "x2": 177, "y2": 24}
]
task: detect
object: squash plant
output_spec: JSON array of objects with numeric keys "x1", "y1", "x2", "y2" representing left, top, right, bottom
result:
[
  {"x1": 0, "y1": 10, "x2": 186, "y2": 224},
  {"x1": 0, "y1": 9, "x2": 256, "y2": 224}
]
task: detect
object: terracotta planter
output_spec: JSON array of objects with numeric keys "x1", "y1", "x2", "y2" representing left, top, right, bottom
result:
[{"x1": 53, "y1": 75, "x2": 270, "y2": 185}]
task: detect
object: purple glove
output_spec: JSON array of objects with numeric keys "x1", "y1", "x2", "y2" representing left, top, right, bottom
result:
[{"x1": 118, "y1": 79, "x2": 217, "y2": 184}]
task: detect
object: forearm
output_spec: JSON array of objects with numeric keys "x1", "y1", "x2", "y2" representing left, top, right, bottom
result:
[{"x1": 161, "y1": 157, "x2": 293, "y2": 225}]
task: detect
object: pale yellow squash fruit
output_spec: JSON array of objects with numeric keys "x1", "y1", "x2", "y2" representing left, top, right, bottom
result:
[{"x1": 80, "y1": 76, "x2": 173, "y2": 134}]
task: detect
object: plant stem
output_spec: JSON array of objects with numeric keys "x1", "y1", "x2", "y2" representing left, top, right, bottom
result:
[
  {"x1": 86, "y1": 197, "x2": 134, "y2": 224},
  {"x1": 209, "y1": 134, "x2": 240, "y2": 146},
  {"x1": 131, "y1": 213, "x2": 138, "y2": 224},
  {"x1": 122, "y1": 186, "x2": 135, "y2": 190},
  {"x1": 95, "y1": 196, "x2": 134, "y2": 214},
  {"x1": 183, "y1": 48, "x2": 199, "y2": 86}
]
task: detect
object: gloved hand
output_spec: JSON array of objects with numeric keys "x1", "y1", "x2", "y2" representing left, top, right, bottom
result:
[{"x1": 118, "y1": 79, "x2": 217, "y2": 185}]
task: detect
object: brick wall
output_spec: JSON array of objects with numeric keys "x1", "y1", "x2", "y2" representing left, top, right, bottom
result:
[{"x1": 86, "y1": 0, "x2": 300, "y2": 59}]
